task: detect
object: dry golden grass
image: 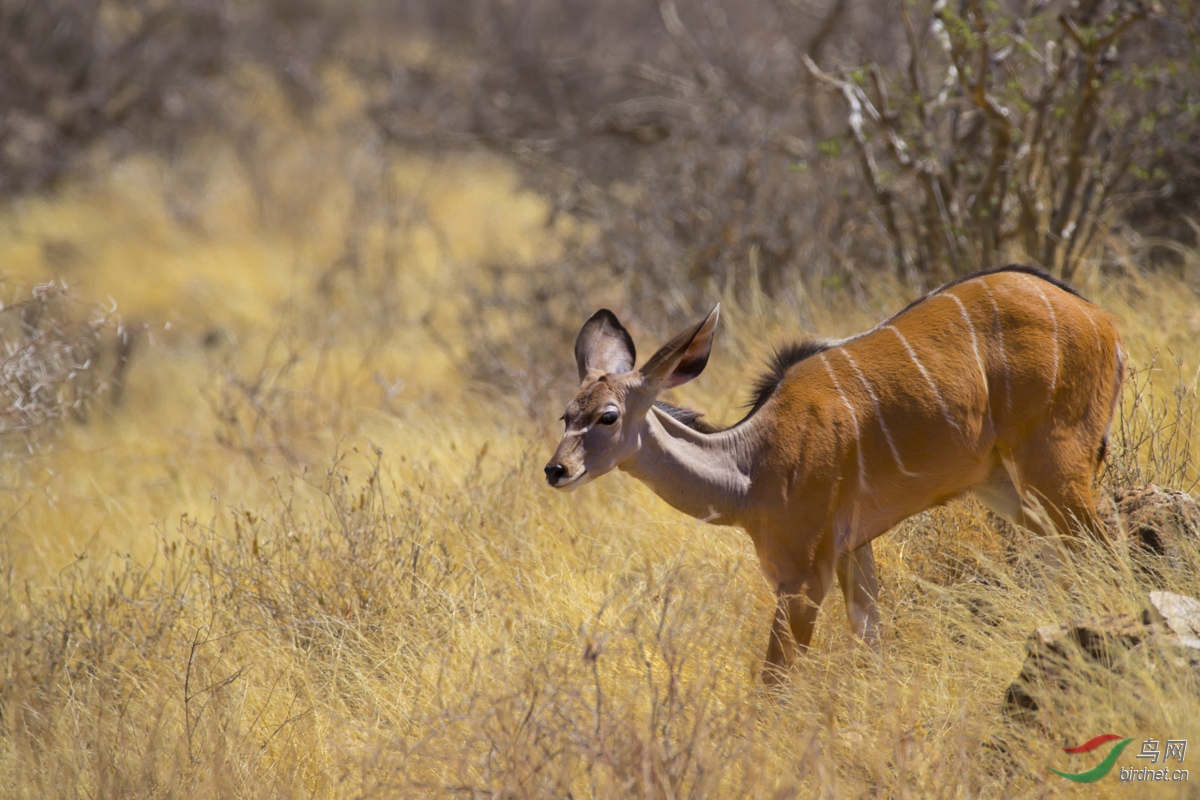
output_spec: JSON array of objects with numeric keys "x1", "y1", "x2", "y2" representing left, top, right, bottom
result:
[{"x1": 1, "y1": 98, "x2": 1199, "y2": 797}]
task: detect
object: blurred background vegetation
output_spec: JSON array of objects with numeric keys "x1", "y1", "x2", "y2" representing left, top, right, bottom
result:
[
  {"x1": 3, "y1": 0, "x2": 1198, "y2": 407},
  {"x1": 1, "y1": 0, "x2": 1199, "y2": 797}
]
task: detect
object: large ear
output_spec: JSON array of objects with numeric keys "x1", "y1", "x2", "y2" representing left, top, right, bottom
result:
[
  {"x1": 575, "y1": 309, "x2": 637, "y2": 381},
  {"x1": 639, "y1": 304, "x2": 719, "y2": 390}
]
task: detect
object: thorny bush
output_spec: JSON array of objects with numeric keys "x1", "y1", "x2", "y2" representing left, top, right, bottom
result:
[{"x1": 0, "y1": 281, "x2": 120, "y2": 451}]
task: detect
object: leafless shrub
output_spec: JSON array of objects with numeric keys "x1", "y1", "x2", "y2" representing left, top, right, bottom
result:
[
  {"x1": 367, "y1": 0, "x2": 911, "y2": 321},
  {"x1": 806, "y1": 0, "x2": 1200, "y2": 281},
  {"x1": 368, "y1": 0, "x2": 1200, "y2": 299},
  {"x1": 0, "y1": 281, "x2": 115, "y2": 451},
  {"x1": 353, "y1": 0, "x2": 1200, "y2": 404},
  {"x1": 0, "y1": 0, "x2": 355, "y2": 196},
  {"x1": 1, "y1": 0, "x2": 218, "y2": 194},
  {"x1": 348, "y1": 0, "x2": 902, "y2": 406}
]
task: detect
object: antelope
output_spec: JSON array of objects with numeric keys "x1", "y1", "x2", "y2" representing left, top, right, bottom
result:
[{"x1": 544, "y1": 265, "x2": 1126, "y2": 682}]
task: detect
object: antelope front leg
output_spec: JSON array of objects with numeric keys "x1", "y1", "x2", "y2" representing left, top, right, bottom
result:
[
  {"x1": 762, "y1": 571, "x2": 833, "y2": 685},
  {"x1": 836, "y1": 542, "x2": 880, "y2": 650}
]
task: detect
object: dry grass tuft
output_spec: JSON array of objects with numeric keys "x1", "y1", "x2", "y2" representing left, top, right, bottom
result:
[{"x1": 0, "y1": 281, "x2": 119, "y2": 452}]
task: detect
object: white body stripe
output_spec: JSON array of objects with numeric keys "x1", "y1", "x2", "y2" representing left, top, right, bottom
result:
[
  {"x1": 976, "y1": 279, "x2": 1011, "y2": 411},
  {"x1": 819, "y1": 354, "x2": 868, "y2": 494},
  {"x1": 943, "y1": 291, "x2": 991, "y2": 428},
  {"x1": 1081, "y1": 305, "x2": 1105, "y2": 359},
  {"x1": 1020, "y1": 275, "x2": 1060, "y2": 400},
  {"x1": 837, "y1": 349, "x2": 919, "y2": 477},
  {"x1": 884, "y1": 324, "x2": 968, "y2": 441}
]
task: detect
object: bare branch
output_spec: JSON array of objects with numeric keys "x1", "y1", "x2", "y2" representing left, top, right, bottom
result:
[
  {"x1": 804, "y1": 56, "x2": 911, "y2": 277},
  {"x1": 655, "y1": 0, "x2": 738, "y2": 112}
]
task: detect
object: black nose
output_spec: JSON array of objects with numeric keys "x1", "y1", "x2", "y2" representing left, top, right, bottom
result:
[{"x1": 544, "y1": 463, "x2": 566, "y2": 485}]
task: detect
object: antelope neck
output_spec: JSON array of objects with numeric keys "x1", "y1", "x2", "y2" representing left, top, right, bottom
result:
[{"x1": 619, "y1": 405, "x2": 758, "y2": 525}]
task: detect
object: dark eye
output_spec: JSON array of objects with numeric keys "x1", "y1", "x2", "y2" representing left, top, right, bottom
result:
[{"x1": 598, "y1": 410, "x2": 619, "y2": 425}]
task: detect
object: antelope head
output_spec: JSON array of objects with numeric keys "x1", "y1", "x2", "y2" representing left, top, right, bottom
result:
[{"x1": 544, "y1": 305, "x2": 720, "y2": 489}]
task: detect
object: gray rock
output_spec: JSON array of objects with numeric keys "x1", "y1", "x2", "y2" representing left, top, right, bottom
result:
[
  {"x1": 1101, "y1": 484, "x2": 1200, "y2": 563},
  {"x1": 1147, "y1": 591, "x2": 1200, "y2": 661},
  {"x1": 1004, "y1": 592, "x2": 1200, "y2": 723}
]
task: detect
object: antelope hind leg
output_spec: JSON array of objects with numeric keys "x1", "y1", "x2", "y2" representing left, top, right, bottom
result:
[{"x1": 836, "y1": 542, "x2": 880, "y2": 649}]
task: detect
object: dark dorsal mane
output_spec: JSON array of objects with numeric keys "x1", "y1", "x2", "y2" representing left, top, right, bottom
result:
[
  {"x1": 653, "y1": 401, "x2": 725, "y2": 433},
  {"x1": 655, "y1": 342, "x2": 832, "y2": 433},
  {"x1": 746, "y1": 340, "x2": 833, "y2": 413}
]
